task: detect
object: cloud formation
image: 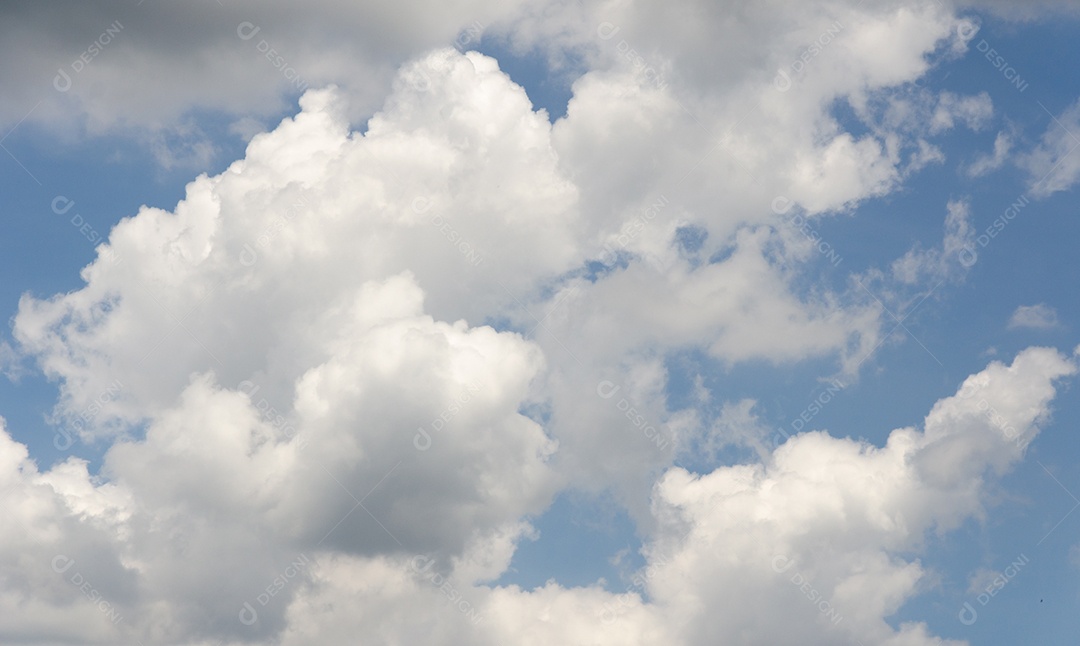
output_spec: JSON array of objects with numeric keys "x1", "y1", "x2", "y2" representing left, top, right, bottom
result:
[{"x1": 2, "y1": 1, "x2": 1077, "y2": 644}]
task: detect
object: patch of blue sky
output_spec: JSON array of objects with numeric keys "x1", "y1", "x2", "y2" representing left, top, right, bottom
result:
[{"x1": 493, "y1": 490, "x2": 645, "y2": 593}]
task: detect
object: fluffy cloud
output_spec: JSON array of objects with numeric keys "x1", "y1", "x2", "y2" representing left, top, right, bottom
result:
[
  {"x1": 4, "y1": 0, "x2": 1077, "y2": 644},
  {"x1": 15, "y1": 54, "x2": 581, "y2": 438},
  {"x1": 15, "y1": 34, "x2": 907, "y2": 510},
  {"x1": 3, "y1": 274, "x2": 558, "y2": 643},
  {"x1": 610, "y1": 346, "x2": 1074, "y2": 645},
  {"x1": 4, "y1": 345, "x2": 1069, "y2": 644}
]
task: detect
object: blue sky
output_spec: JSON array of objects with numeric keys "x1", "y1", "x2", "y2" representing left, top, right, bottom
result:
[{"x1": 1, "y1": 2, "x2": 1079, "y2": 645}]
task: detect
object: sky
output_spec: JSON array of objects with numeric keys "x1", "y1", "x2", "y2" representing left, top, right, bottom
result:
[{"x1": 0, "y1": 1, "x2": 1079, "y2": 644}]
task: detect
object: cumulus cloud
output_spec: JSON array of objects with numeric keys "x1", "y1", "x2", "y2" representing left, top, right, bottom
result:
[
  {"x1": 15, "y1": 56, "x2": 581, "y2": 439},
  {"x1": 0, "y1": 345, "x2": 1071, "y2": 644},
  {"x1": 3, "y1": 0, "x2": 1076, "y2": 644}
]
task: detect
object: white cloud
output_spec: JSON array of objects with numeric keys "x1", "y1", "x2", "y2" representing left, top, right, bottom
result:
[
  {"x1": 1, "y1": 336, "x2": 1072, "y2": 645},
  {"x1": 15, "y1": 55, "x2": 582, "y2": 439},
  {"x1": 15, "y1": 27, "x2": 916, "y2": 512},
  {"x1": 631, "y1": 346, "x2": 1074, "y2": 645},
  {"x1": 2, "y1": 275, "x2": 559, "y2": 642},
  {"x1": 0, "y1": 342, "x2": 22, "y2": 382},
  {"x1": 277, "y1": 348, "x2": 1078, "y2": 644},
  {"x1": 930, "y1": 91, "x2": 993, "y2": 134},
  {"x1": 3, "y1": 1, "x2": 1076, "y2": 644},
  {"x1": 966, "y1": 129, "x2": 1013, "y2": 177},
  {"x1": 1008, "y1": 303, "x2": 1060, "y2": 330},
  {"x1": 890, "y1": 199, "x2": 975, "y2": 286},
  {"x1": 1024, "y1": 97, "x2": 1080, "y2": 198}
]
